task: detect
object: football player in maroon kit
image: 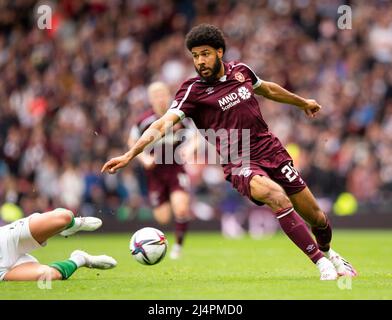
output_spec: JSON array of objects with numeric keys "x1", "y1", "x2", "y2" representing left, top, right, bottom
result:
[
  {"x1": 102, "y1": 24, "x2": 357, "y2": 280},
  {"x1": 129, "y1": 82, "x2": 192, "y2": 259}
]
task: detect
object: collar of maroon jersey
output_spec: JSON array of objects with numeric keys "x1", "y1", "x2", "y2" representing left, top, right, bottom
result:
[
  {"x1": 219, "y1": 62, "x2": 232, "y2": 82},
  {"x1": 199, "y1": 61, "x2": 231, "y2": 83}
]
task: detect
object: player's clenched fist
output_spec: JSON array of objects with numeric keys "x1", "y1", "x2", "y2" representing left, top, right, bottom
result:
[{"x1": 300, "y1": 99, "x2": 322, "y2": 118}]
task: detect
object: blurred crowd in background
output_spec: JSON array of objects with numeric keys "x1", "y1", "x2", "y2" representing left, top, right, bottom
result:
[{"x1": 1, "y1": 0, "x2": 392, "y2": 229}]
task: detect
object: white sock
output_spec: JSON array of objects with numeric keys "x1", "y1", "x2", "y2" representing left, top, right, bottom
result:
[
  {"x1": 324, "y1": 248, "x2": 337, "y2": 259},
  {"x1": 70, "y1": 254, "x2": 86, "y2": 268},
  {"x1": 316, "y1": 256, "x2": 334, "y2": 267},
  {"x1": 172, "y1": 244, "x2": 182, "y2": 251}
]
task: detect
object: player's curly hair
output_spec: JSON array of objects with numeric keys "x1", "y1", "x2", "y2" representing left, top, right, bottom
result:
[{"x1": 185, "y1": 24, "x2": 226, "y2": 53}]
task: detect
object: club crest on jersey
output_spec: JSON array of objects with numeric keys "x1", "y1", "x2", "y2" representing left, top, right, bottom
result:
[{"x1": 235, "y1": 72, "x2": 245, "y2": 83}]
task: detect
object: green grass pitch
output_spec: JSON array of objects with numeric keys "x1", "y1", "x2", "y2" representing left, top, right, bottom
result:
[{"x1": 2, "y1": 230, "x2": 392, "y2": 300}]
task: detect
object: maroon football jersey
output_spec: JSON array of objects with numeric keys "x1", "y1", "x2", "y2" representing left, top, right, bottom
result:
[
  {"x1": 131, "y1": 109, "x2": 189, "y2": 205},
  {"x1": 168, "y1": 61, "x2": 292, "y2": 178}
]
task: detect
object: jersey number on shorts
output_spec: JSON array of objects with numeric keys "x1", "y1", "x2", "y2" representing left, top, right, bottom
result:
[
  {"x1": 281, "y1": 163, "x2": 299, "y2": 182},
  {"x1": 178, "y1": 173, "x2": 190, "y2": 189}
]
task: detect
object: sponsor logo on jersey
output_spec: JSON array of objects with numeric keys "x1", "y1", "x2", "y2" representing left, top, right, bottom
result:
[
  {"x1": 239, "y1": 167, "x2": 252, "y2": 177},
  {"x1": 306, "y1": 244, "x2": 316, "y2": 253},
  {"x1": 218, "y1": 86, "x2": 251, "y2": 111},
  {"x1": 238, "y1": 86, "x2": 251, "y2": 100},
  {"x1": 206, "y1": 87, "x2": 215, "y2": 94}
]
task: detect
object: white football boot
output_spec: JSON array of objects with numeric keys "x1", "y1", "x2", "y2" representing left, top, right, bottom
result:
[
  {"x1": 70, "y1": 250, "x2": 117, "y2": 269},
  {"x1": 316, "y1": 257, "x2": 338, "y2": 280},
  {"x1": 60, "y1": 217, "x2": 102, "y2": 237},
  {"x1": 325, "y1": 249, "x2": 358, "y2": 277},
  {"x1": 169, "y1": 244, "x2": 182, "y2": 260}
]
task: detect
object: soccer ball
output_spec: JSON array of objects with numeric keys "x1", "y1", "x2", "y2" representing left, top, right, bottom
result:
[{"x1": 130, "y1": 227, "x2": 168, "y2": 265}]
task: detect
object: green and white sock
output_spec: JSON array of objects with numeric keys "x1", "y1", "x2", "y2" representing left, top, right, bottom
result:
[
  {"x1": 49, "y1": 260, "x2": 78, "y2": 280},
  {"x1": 66, "y1": 216, "x2": 75, "y2": 229},
  {"x1": 65, "y1": 216, "x2": 81, "y2": 232},
  {"x1": 54, "y1": 208, "x2": 77, "y2": 230},
  {"x1": 69, "y1": 254, "x2": 87, "y2": 268}
]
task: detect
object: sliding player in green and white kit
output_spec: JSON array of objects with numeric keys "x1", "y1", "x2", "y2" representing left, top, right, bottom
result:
[{"x1": 0, "y1": 208, "x2": 116, "y2": 281}]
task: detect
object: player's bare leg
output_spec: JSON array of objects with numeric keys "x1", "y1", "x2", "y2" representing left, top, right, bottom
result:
[
  {"x1": 153, "y1": 202, "x2": 172, "y2": 225},
  {"x1": 289, "y1": 188, "x2": 330, "y2": 248},
  {"x1": 28, "y1": 208, "x2": 74, "y2": 244},
  {"x1": 288, "y1": 187, "x2": 326, "y2": 224},
  {"x1": 4, "y1": 252, "x2": 116, "y2": 281},
  {"x1": 4, "y1": 263, "x2": 62, "y2": 281},
  {"x1": 169, "y1": 190, "x2": 191, "y2": 259},
  {"x1": 250, "y1": 175, "x2": 337, "y2": 280},
  {"x1": 29, "y1": 208, "x2": 102, "y2": 243},
  {"x1": 289, "y1": 188, "x2": 357, "y2": 277}
]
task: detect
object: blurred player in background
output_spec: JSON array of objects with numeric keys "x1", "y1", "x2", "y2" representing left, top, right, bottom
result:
[
  {"x1": 0, "y1": 208, "x2": 116, "y2": 281},
  {"x1": 102, "y1": 24, "x2": 357, "y2": 280},
  {"x1": 128, "y1": 82, "x2": 192, "y2": 259}
]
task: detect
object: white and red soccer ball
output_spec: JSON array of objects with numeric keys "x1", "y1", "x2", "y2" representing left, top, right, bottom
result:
[{"x1": 130, "y1": 227, "x2": 168, "y2": 265}]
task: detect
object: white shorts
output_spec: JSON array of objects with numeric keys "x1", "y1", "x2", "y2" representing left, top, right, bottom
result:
[{"x1": 0, "y1": 213, "x2": 44, "y2": 280}]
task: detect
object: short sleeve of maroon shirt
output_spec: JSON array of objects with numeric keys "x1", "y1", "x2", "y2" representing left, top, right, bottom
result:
[{"x1": 168, "y1": 78, "x2": 200, "y2": 120}]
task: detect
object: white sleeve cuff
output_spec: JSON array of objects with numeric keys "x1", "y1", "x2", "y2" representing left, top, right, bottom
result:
[
  {"x1": 167, "y1": 108, "x2": 185, "y2": 120},
  {"x1": 253, "y1": 77, "x2": 263, "y2": 89}
]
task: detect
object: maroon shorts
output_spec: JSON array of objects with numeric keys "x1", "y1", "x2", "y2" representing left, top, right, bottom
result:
[
  {"x1": 227, "y1": 160, "x2": 307, "y2": 206},
  {"x1": 145, "y1": 164, "x2": 189, "y2": 207}
]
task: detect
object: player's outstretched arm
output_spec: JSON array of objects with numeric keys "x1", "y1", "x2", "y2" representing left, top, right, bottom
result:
[
  {"x1": 254, "y1": 81, "x2": 322, "y2": 118},
  {"x1": 101, "y1": 112, "x2": 181, "y2": 174},
  {"x1": 128, "y1": 136, "x2": 156, "y2": 170}
]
